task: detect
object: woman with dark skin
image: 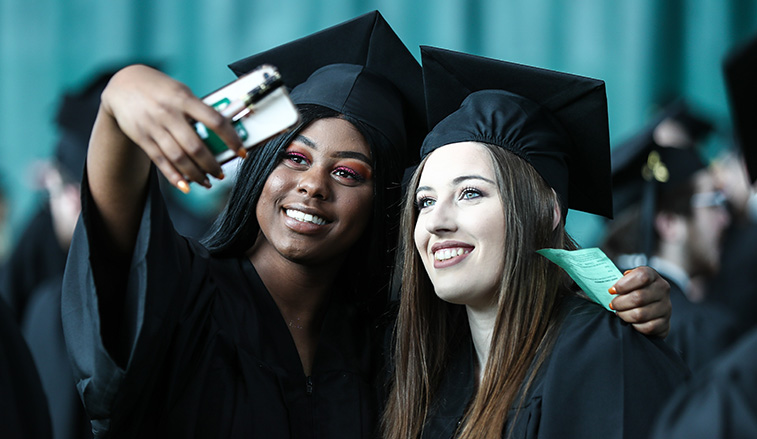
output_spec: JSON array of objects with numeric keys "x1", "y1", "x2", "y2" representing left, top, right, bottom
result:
[{"x1": 63, "y1": 13, "x2": 672, "y2": 439}]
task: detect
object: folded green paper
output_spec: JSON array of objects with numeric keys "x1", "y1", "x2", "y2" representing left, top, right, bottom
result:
[{"x1": 536, "y1": 247, "x2": 621, "y2": 312}]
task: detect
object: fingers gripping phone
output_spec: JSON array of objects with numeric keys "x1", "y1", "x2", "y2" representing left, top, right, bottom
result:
[{"x1": 194, "y1": 64, "x2": 300, "y2": 164}]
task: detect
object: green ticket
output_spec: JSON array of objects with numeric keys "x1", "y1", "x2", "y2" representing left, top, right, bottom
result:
[{"x1": 536, "y1": 247, "x2": 621, "y2": 312}]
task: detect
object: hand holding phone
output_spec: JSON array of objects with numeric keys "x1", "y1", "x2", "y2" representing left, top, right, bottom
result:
[{"x1": 194, "y1": 64, "x2": 300, "y2": 164}]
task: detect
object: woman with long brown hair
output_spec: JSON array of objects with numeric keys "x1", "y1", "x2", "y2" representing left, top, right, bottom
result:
[{"x1": 382, "y1": 47, "x2": 688, "y2": 439}]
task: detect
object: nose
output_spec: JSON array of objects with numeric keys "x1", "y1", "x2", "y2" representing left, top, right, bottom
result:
[
  {"x1": 423, "y1": 199, "x2": 457, "y2": 235},
  {"x1": 297, "y1": 167, "x2": 330, "y2": 200}
]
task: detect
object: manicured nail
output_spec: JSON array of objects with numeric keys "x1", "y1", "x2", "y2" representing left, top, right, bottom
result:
[
  {"x1": 217, "y1": 171, "x2": 225, "y2": 180},
  {"x1": 623, "y1": 270, "x2": 632, "y2": 276},
  {"x1": 237, "y1": 148, "x2": 247, "y2": 159},
  {"x1": 177, "y1": 180, "x2": 190, "y2": 194},
  {"x1": 608, "y1": 301, "x2": 615, "y2": 311},
  {"x1": 608, "y1": 286, "x2": 618, "y2": 295}
]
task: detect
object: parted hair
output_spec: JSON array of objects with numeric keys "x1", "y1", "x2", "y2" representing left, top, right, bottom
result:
[
  {"x1": 202, "y1": 104, "x2": 403, "y2": 311},
  {"x1": 382, "y1": 143, "x2": 576, "y2": 439}
]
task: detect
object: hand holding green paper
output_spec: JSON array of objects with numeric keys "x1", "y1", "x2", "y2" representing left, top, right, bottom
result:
[{"x1": 536, "y1": 247, "x2": 622, "y2": 312}]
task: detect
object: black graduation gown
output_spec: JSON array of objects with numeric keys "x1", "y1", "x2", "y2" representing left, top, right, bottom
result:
[
  {"x1": 705, "y1": 220, "x2": 757, "y2": 335},
  {"x1": 0, "y1": 296, "x2": 52, "y2": 439},
  {"x1": 0, "y1": 207, "x2": 68, "y2": 321},
  {"x1": 421, "y1": 297, "x2": 689, "y2": 439},
  {"x1": 0, "y1": 205, "x2": 92, "y2": 439},
  {"x1": 62, "y1": 172, "x2": 378, "y2": 438},
  {"x1": 22, "y1": 275, "x2": 93, "y2": 439},
  {"x1": 651, "y1": 327, "x2": 757, "y2": 439},
  {"x1": 664, "y1": 277, "x2": 741, "y2": 372}
]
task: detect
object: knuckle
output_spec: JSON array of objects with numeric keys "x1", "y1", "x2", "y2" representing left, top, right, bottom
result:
[
  {"x1": 203, "y1": 111, "x2": 227, "y2": 131},
  {"x1": 185, "y1": 140, "x2": 207, "y2": 157},
  {"x1": 628, "y1": 290, "x2": 644, "y2": 307},
  {"x1": 165, "y1": 148, "x2": 186, "y2": 164},
  {"x1": 636, "y1": 269, "x2": 651, "y2": 285},
  {"x1": 629, "y1": 308, "x2": 645, "y2": 322}
]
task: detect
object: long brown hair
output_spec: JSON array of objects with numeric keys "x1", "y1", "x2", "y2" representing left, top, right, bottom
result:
[{"x1": 382, "y1": 143, "x2": 575, "y2": 439}]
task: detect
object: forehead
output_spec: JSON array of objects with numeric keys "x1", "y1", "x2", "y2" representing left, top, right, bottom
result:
[
  {"x1": 297, "y1": 117, "x2": 372, "y2": 159},
  {"x1": 420, "y1": 142, "x2": 494, "y2": 185}
]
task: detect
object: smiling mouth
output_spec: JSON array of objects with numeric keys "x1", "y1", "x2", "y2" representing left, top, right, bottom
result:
[
  {"x1": 434, "y1": 247, "x2": 471, "y2": 261},
  {"x1": 286, "y1": 209, "x2": 327, "y2": 225}
]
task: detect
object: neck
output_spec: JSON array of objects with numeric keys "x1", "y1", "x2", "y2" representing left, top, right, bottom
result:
[
  {"x1": 247, "y1": 239, "x2": 345, "y2": 375},
  {"x1": 465, "y1": 302, "x2": 498, "y2": 384},
  {"x1": 655, "y1": 241, "x2": 693, "y2": 278}
]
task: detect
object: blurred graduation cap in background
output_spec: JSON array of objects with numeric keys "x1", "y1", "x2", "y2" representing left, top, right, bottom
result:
[
  {"x1": 418, "y1": 45, "x2": 613, "y2": 219},
  {"x1": 605, "y1": 100, "x2": 714, "y2": 257},
  {"x1": 229, "y1": 10, "x2": 425, "y2": 167},
  {"x1": 723, "y1": 33, "x2": 757, "y2": 183},
  {"x1": 52, "y1": 68, "x2": 119, "y2": 183}
]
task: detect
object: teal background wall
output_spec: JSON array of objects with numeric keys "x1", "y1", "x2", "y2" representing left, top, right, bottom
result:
[{"x1": 1, "y1": 0, "x2": 757, "y2": 252}]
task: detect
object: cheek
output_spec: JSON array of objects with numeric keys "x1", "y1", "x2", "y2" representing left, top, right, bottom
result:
[
  {"x1": 413, "y1": 218, "x2": 427, "y2": 255},
  {"x1": 338, "y1": 186, "x2": 375, "y2": 234}
]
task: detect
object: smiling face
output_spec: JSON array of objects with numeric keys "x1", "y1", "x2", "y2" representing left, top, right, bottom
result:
[
  {"x1": 414, "y1": 142, "x2": 506, "y2": 309},
  {"x1": 253, "y1": 117, "x2": 375, "y2": 267}
]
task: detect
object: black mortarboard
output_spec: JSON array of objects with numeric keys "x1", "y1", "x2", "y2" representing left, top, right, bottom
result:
[
  {"x1": 228, "y1": 11, "x2": 425, "y2": 165},
  {"x1": 723, "y1": 33, "x2": 757, "y2": 183},
  {"x1": 419, "y1": 46, "x2": 613, "y2": 219},
  {"x1": 54, "y1": 69, "x2": 118, "y2": 182},
  {"x1": 609, "y1": 100, "x2": 712, "y2": 255},
  {"x1": 611, "y1": 100, "x2": 712, "y2": 213}
]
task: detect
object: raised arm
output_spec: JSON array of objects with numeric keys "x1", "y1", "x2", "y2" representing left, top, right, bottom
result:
[{"x1": 87, "y1": 64, "x2": 242, "y2": 255}]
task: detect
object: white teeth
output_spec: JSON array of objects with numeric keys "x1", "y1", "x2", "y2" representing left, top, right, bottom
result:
[
  {"x1": 286, "y1": 209, "x2": 326, "y2": 225},
  {"x1": 434, "y1": 248, "x2": 468, "y2": 261}
]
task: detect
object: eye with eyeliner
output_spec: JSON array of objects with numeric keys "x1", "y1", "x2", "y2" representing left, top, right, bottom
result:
[
  {"x1": 282, "y1": 150, "x2": 310, "y2": 167},
  {"x1": 415, "y1": 193, "x2": 435, "y2": 210},
  {"x1": 333, "y1": 165, "x2": 366, "y2": 182},
  {"x1": 459, "y1": 186, "x2": 484, "y2": 201}
]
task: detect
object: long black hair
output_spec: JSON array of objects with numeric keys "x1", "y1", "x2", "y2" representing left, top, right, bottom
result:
[{"x1": 202, "y1": 104, "x2": 403, "y2": 311}]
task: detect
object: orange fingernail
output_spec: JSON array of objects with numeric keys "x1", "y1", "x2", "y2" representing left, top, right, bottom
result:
[
  {"x1": 608, "y1": 301, "x2": 615, "y2": 311},
  {"x1": 608, "y1": 286, "x2": 618, "y2": 295},
  {"x1": 237, "y1": 148, "x2": 247, "y2": 159},
  {"x1": 217, "y1": 171, "x2": 225, "y2": 180},
  {"x1": 623, "y1": 270, "x2": 632, "y2": 276},
  {"x1": 177, "y1": 180, "x2": 190, "y2": 194}
]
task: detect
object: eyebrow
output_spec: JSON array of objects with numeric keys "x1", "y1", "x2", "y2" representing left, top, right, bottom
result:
[
  {"x1": 416, "y1": 174, "x2": 495, "y2": 194},
  {"x1": 294, "y1": 134, "x2": 373, "y2": 165}
]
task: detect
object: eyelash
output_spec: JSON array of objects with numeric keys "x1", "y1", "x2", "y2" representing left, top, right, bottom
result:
[
  {"x1": 282, "y1": 152, "x2": 365, "y2": 182},
  {"x1": 333, "y1": 166, "x2": 365, "y2": 182},
  {"x1": 415, "y1": 187, "x2": 484, "y2": 210},
  {"x1": 284, "y1": 151, "x2": 309, "y2": 165},
  {"x1": 460, "y1": 187, "x2": 483, "y2": 200}
]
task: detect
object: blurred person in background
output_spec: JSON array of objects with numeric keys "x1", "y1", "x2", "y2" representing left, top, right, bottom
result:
[
  {"x1": 0, "y1": 295, "x2": 52, "y2": 439},
  {"x1": 704, "y1": 33, "x2": 757, "y2": 337},
  {"x1": 602, "y1": 101, "x2": 741, "y2": 371},
  {"x1": 0, "y1": 68, "x2": 114, "y2": 439},
  {"x1": 0, "y1": 60, "x2": 232, "y2": 439}
]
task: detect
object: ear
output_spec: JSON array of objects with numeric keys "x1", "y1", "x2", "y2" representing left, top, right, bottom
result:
[
  {"x1": 551, "y1": 189, "x2": 562, "y2": 231},
  {"x1": 654, "y1": 212, "x2": 686, "y2": 243}
]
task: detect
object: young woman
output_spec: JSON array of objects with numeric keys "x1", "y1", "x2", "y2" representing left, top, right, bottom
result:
[
  {"x1": 382, "y1": 47, "x2": 688, "y2": 439},
  {"x1": 61, "y1": 12, "x2": 425, "y2": 438}
]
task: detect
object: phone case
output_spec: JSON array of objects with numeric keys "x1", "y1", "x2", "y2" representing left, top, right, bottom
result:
[{"x1": 194, "y1": 64, "x2": 300, "y2": 163}]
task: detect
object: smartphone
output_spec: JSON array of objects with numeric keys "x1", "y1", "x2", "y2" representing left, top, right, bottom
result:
[{"x1": 194, "y1": 64, "x2": 300, "y2": 164}]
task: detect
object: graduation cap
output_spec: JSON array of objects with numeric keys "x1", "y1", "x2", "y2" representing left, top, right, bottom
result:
[
  {"x1": 228, "y1": 11, "x2": 425, "y2": 165},
  {"x1": 609, "y1": 100, "x2": 712, "y2": 256},
  {"x1": 53, "y1": 69, "x2": 119, "y2": 182},
  {"x1": 723, "y1": 33, "x2": 757, "y2": 183},
  {"x1": 419, "y1": 46, "x2": 613, "y2": 219}
]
